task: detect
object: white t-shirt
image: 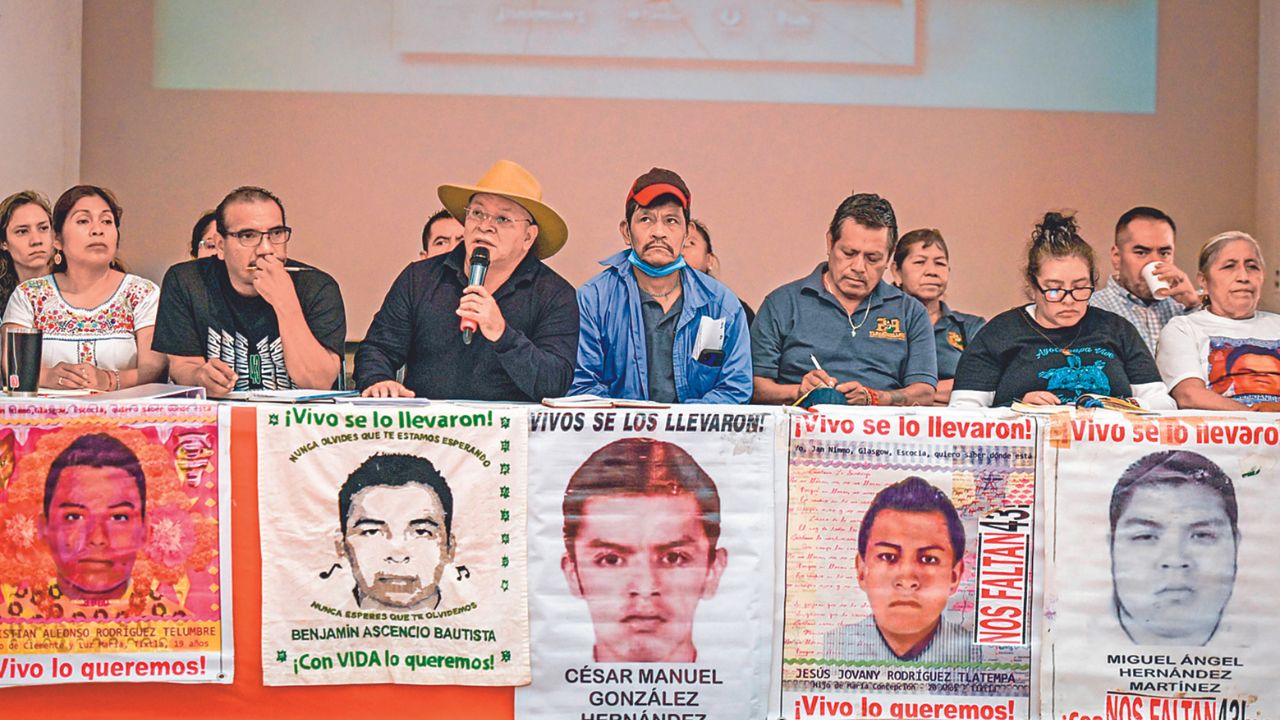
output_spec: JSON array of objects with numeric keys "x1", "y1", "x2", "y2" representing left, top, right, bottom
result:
[
  {"x1": 2, "y1": 273, "x2": 159, "y2": 371},
  {"x1": 1156, "y1": 309, "x2": 1280, "y2": 406}
]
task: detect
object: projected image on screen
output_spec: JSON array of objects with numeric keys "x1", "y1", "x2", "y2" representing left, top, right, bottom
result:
[
  {"x1": 154, "y1": 0, "x2": 1156, "y2": 113},
  {"x1": 391, "y1": 1, "x2": 919, "y2": 68}
]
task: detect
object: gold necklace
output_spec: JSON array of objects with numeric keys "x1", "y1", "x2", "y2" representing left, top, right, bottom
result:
[
  {"x1": 1021, "y1": 308, "x2": 1083, "y2": 355},
  {"x1": 824, "y1": 272, "x2": 874, "y2": 338}
]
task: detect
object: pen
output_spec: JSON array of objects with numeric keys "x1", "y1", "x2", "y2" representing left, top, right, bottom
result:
[
  {"x1": 809, "y1": 355, "x2": 836, "y2": 388},
  {"x1": 249, "y1": 265, "x2": 309, "y2": 272}
]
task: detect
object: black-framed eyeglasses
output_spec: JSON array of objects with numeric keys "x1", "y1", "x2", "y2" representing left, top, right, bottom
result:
[
  {"x1": 226, "y1": 226, "x2": 292, "y2": 247},
  {"x1": 1035, "y1": 282, "x2": 1094, "y2": 303},
  {"x1": 464, "y1": 207, "x2": 533, "y2": 230}
]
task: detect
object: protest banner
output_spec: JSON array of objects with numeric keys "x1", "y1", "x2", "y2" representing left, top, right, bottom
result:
[
  {"x1": 0, "y1": 401, "x2": 231, "y2": 686},
  {"x1": 1043, "y1": 412, "x2": 1280, "y2": 720},
  {"x1": 257, "y1": 403, "x2": 529, "y2": 686},
  {"x1": 516, "y1": 406, "x2": 783, "y2": 720},
  {"x1": 779, "y1": 408, "x2": 1040, "y2": 720}
]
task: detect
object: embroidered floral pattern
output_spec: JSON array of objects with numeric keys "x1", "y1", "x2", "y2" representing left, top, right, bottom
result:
[{"x1": 19, "y1": 274, "x2": 157, "y2": 338}]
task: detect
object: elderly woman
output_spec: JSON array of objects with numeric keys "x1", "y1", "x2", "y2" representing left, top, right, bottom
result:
[
  {"x1": 951, "y1": 212, "x2": 1174, "y2": 409},
  {"x1": 0, "y1": 191, "x2": 56, "y2": 310},
  {"x1": 1157, "y1": 232, "x2": 1280, "y2": 410},
  {"x1": 2, "y1": 185, "x2": 165, "y2": 391},
  {"x1": 189, "y1": 209, "x2": 218, "y2": 259},
  {"x1": 892, "y1": 228, "x2": 985, "y2": 405}
]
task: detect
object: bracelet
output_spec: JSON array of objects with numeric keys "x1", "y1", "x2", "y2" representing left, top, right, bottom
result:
[
  {"x1": 110, "y1": 369, "x2": 121, "y2": 391},
  {"x1": 867, "y1": 388, "x2": 880, "y2": 406}
]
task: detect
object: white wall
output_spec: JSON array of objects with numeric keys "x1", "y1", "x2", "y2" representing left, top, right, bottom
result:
[
  {"x1": 1259, "y1": 0, "x2": 1280, "y2": 310},
  {"x1": 0, "y1": 0, "x2": 80, "y2": 201},
  {"x1": 81, "y1": 1, "x2": 1261, "y2": 336}
]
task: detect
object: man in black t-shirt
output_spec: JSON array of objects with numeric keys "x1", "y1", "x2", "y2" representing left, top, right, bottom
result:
[{"x1": 153, "y1": 186, "x2": 346, "y2": 396}]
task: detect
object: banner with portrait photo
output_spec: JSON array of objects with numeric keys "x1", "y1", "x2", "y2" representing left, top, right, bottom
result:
[
  {"x1": 0, "y1": 401, "x2": 231, "y2": 686},
  {"x1": 779, "y1": 408, "x2": 1040, "y2": 720},
  {"x1": 257, "y1": 403, "x2": 529, "y2": 686},
  {"x1": 1043, "y1": 412, "x2": 1280, "y2": 720},
  {"x1": 516, "y1": 406, "x2": 784, "y2": 720}
]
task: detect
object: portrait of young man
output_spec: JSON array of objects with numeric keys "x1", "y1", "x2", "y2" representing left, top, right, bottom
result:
[
  {"x1": 335, "y1": 453, "x2": 456, "y2": 611},
  {"x1": 824, "y1": 476, "x2": 980, "y2": 663},
  {"x1": 41, "y1": 433, "x2": 149, "y2": 602},
  {"x1": 1108, "y1": 450, "x2": 1240, "y2": 646},
  {"x1": 560, "y1": 437, "x2": 729, "y2": 663}
]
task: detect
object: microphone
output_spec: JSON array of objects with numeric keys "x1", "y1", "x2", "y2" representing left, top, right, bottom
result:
[{"x1": 461, "y1": 247, "x2": 490, "y2": 345}]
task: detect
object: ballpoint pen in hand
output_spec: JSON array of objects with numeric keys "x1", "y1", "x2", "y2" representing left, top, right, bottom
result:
[{"x1": 809, "y1": 354, "x2": 836, "y2": 388}]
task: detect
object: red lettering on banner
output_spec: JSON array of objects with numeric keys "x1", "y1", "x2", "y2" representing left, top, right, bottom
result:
[{"x1": 975, "y1": 523, "x2": 1030, "y2": 645}]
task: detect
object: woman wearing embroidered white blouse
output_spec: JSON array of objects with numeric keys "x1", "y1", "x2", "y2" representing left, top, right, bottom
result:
[
  {"x1": 1, "y1": 185, "x2": 166, "y2": 391},
  {"x1": 1157, "y1": 231, "x2": 1280, "y2": 411}
]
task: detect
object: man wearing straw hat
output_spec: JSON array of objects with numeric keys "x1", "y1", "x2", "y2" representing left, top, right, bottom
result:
[{"x1": 356, "y1": 160, "x2": 579, "y2": 400}]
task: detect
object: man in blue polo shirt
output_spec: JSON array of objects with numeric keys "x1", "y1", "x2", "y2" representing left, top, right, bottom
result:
[
  {"x1": 571, "y1": 168, "x2": 752, "y2": 404},
  {"x1": 752, "y1": 192, "x2": 936, "y2": 406}
]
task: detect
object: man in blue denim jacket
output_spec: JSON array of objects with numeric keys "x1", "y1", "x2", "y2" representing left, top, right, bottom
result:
[{"x1": 571, "y1": 168, "x2": 752, "y2": 404}]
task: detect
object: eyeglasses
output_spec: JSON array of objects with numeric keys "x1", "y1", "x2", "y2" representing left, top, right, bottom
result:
[
  {"x1": 1035, "y1": 282, "x2": 1094, "y2": 302},
  {"x1": 226, "y1": 226, "x2": 292, "y2": 247},
  {"x1": 464, "y1": 207, "x2": 533, "y2": 230}
]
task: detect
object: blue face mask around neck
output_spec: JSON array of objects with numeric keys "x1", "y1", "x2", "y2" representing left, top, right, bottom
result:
[{"x1": 627, "y1": 249, "x2": 687, "y2": 278}]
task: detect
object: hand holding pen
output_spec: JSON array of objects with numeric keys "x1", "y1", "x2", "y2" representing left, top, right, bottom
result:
[{"x1": 800, "y1": 354, "x2": 839, "y2": 396}]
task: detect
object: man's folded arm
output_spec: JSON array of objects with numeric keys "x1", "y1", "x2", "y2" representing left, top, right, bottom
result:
[{"x1": 493, "y1": 281, "x2": 580, "y2": 400}]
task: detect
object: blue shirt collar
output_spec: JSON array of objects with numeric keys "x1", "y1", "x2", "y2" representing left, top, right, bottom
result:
[
  {"x1": 600, "y1": 249, "x2": 713, "y2": 311},
  {"x1": 937, "y1": 300, "x2": 959, "y2": 324}
]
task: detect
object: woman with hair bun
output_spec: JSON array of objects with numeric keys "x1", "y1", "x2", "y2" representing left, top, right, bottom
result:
[
  {"x1": 950, "y1": 211, "x2": 1174, "y2": 409},
  {"x1": 1157, "y1": 231, "x2": 1280, "y2": 410}
]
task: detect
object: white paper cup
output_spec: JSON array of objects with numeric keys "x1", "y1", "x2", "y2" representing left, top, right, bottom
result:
[{"x1": 1141, "y1": 262, "x2": 1171, "y2": 297}]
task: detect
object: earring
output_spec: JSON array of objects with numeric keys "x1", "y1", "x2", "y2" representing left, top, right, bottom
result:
[{"x1": 54, "y1": 251, "x2": 62, "y2": 265}]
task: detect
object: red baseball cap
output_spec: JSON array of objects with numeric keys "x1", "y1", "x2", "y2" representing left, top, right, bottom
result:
[{"x1": 626, "y1": 167, "x2": 691, "y2": 210}]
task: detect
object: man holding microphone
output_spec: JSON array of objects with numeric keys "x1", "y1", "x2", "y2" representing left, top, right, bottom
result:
[{"x1": 356, "y1": 160, "x2": 579, "y2": 400}]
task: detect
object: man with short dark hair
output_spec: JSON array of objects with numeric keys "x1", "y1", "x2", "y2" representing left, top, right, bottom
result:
[
  {"x1": 42, "y1": 433, "x2": 148, "y2": 601},
  {"x1": 823, "y1": 477, "x2": 977, "y2": 663},
  {"x1": 572, "y1": 168, "x2": 751, "y2": 403},
  {"x1": 421, "y1": 208, "x2": 464, "y2": 260},
  {"x1": 752, "y1": 192, "x2": 936, "y2": 406},
  {"x1": 356, "y1": 160, "x2": 579, "y2": 400},
  {"x1": 1109, "y1": 450, "x2": 1239, "y2": 646},
  {"x1": 154, "y1": 185, "x2": 346, "y2": 396},
  {"x1": 1090, "y1": 206, "x2": 1200, "y2": 353},
  {"x1": 560, "y1": 438, "x2": 728, "y2": 662},
  {"x1": 336, "y1": 453, "x2": 455, "y2": 611}
]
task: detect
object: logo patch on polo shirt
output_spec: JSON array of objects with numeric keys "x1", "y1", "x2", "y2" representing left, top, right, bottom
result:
[
  {"x1": 948, "y1": 330, "x2": 965, "y2": 351},
  {"x1": 869, "y1": 317, "x2": 906, "y2": 341}
]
